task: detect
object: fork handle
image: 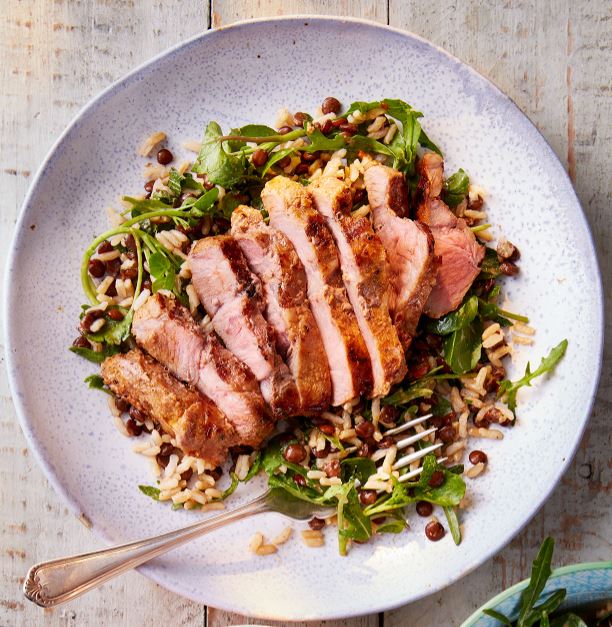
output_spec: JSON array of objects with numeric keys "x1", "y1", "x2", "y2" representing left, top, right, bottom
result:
[{"x1": 24, "y1": 491, "x2": 271, "y2": 608}]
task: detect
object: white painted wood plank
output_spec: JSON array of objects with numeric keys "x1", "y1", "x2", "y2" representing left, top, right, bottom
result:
[{"x1": 0, "y1": 2, "x2": 208, "y2": 625}]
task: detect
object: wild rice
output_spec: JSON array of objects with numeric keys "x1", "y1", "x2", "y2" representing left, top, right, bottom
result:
[
  {"x1": 273, "y1": 526, "x2": 293, "y2": 545},
  {"x1": 320, "y1": 477, "x2": 342, "y2": 486},
  {"x1": 96, "y1": 276, "x2": 114, "y2": 296},
  {"x1": 205, "y1": 488, "x2": 223, "y2": 499},
  {"x1": 482, "y1": 323, "x2": 501, "y2": 341},
  {"x1": 107, "y1": 396, "x2": 121, "y2": 417},
  {"x1": 367, "y1": 116, "x2": 387, "y2": 133},
  {"x1": 301, "y1": 529, "x2": 324, "y2": 548},
  {"x1": 464, "y1": 209, "x2": 487, "y2": 220},
  {"x1": 249, "y1": 532, "x2": 264, "y2": 553},
  {"x1": 468, "y1": 427, "x2": 504, "y2": 440},
  {"x1": 444, "y1": 441, "x2": 466, "y2": 456},
  {"x1": 256, "y1": 544, "x2": 278, "y2": 556},
  {"x1": 381, "y1": 445, "x2": 397, "y2": 475},
  {"x1": 182, "y1": 139, "x2": 201, "y2": 153},
  {"x1": 466, "y1": 462, "x2": 485, "y2": 478},
  {"x1": 186, "y1": 284, "x2": 200, "y2": 315},
  {"x1": 483, "y1": 332, "x2": 504, "y2": 349},
  {"x1": 139, "y1": 131, "x2": 166, "y2": 157},
  {"x1": 133, "y1": 289, "x2": 151, "y2": 311},
  {"x1": 513, "y1": 322, "x2": 535, "y2": 335},
  {"x1": 352, "y1": 204, "x2": 370, "y2": 219},
  {"x1": 143, "y1": 163, "x2": 168, "y2": 181},
  {"x1": 383, "y1": 124, "x2": 398, "y2": 144},
  {"x1": 458, "y1": 410, "x2": 469, "y2": 439},
  {"x1": 307, "y1": 470, "x2": 326, "y2": 480},
  {"x1": 113, "y1": 415, "x2": 129, "y2": 437},
  {"x1": 512, "y1": 335, "x2": 534, "y2": 345}
]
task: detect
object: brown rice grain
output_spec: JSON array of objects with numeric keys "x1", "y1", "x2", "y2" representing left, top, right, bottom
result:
[
  {"x1": 513, "y1": 322, "x2": 535, "y2": 335},
  {"x1": 256, "y1": 544, "x2": 278, "y2": 556},
  {"x1": 483, "y1": 332, "x2": 504, "y2": 349},
  {"x1": 466, "y1": 462, "x2": 486, "y2": 478},
  {"x1": 273, "y1": 526, "x2": 293, "y2": 545},
  {"x1": 249, "y1": 532, "x2": 264, "y2": 553},
  {"x1": 512, "y1": 335, "x2": 534, "y2": 345},
  {"x1": 139, "y1": 131, "x2": 166, "y2": 157},
  {"x1": 468, "y1": 427, "x2": 504, "y2": 440},
  {"x1": 113, "y1": 415, "x2": 129, "y2": 437},
  {"x1": 444, "y1": 441, "x2": 466, "y2": 456}
]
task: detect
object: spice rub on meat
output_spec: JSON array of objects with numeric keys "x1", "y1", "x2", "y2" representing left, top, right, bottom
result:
[
  {"x1": 101, "y1": 348, "x2": 237, "y2": 466},
  {"x1": 262, "y1": 175, "x2": 374, "y2": 406},
  {"x1": 364, "y1": 164, "x2": 438, "y2": 349},
  {"x1": 188, "y1": 235, "x2": 300, "y2": 416},
  {"x1": 231, "y1": 206, "x2": 331, "y2": 414},
  {"x1": 308, "y1": 176, "x2": 406, "y2": 397},
  {"x1": 132, "y1": 293, "x2": 272, "y2": 447}
]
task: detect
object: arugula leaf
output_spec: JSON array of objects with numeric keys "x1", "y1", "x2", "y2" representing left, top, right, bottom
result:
[
  {"x1": 482, "y1": 609, "x2": 513, "y2": 626},
  {"x1": 526, "y1": 590, "x2": 566, "y2": 626},
  {"x1": 344, "y1": 100, "x2": 384, "y2": 118},
  {"x1": 418, "y1": 127, "x2": 443, "y2": 156},
  {"x1": 324, "y1": 481, "x2": 372, "y2": 555},
  {"x1": 550, "y1": 613, "x2": 588, "y2": 627},
  {"x1": 138, "y1": 485, "x2": 160, "y2": 500},
  {"x1": 443, "y1": 506, "x2": 461, "y2": 545},
  {"x1": 479, "y1": 246, "x2": 502, "y2": 279},
  {"x1": 189, "y1": 187, "x2": 220, "y2": 215},
  {"x1": 122, "y1": 197, "x2": 173, "y2": 218},
  {"x1": 193, "y1": 121, "x2": 248, "y2": 188},
  {"x1": 443, "y1": 168, "x2": 470, "y2": 207},
  {"x1": 242, "y1": 451, "x2": 262, "y2": 483},
  {"x1": 516, "y1": 537, "x2": 555, "y2": 627},
  {"x1": 167, "y1": 169, "x2": 184, "y2": 197},
  {"x1": 304, "y1": 128, "x2": 347, "y2": 152},
  {"x1": 267, "y1": 473, "x2": 327, "y2": 504},
  {"x1": 222, "y1": 472, "x2": 240, "y2": 499},
  {"x1": 218, "y1": 192, "x2": 245, "y2": 219},
  {"x1": 374, "y1": 518, "x2": 407, "y2": 534},
  {"x1": 341, "y1": 457, "x2": 376, "y2": 484},
  {"x1": 70, "y1": 344, "x2": 118, "y2": 363},
  {"x1": 443, "y1": 317, "x2": 483, "y2": 375},
  {"x1": 426, "y1": 295, "x2": 479, "y2": 335},
  {"x1": 413, "y1": 466, "x2": 466, "y2": 507},
  {"x1": 84, "y1": 374, "x2": 110, "y2": 394},
  {"x1": 261, "y1": 147, "x2": 296, "y2": 176},
  {"x1": 383, "y1": 384, "x2": 434, "y2": 407},
  {"x1": 349, "y1": 135, "x2": 396, "y2": 159},
  {"x1": 85, "y1": 310, "x2": 134, "y2": 346},
  {"x1": 431, "y1": 395, "x2": 452, "y2": 416},
  {"x1": 498, "y1": 340, "x2": 568, "y2": 412}
]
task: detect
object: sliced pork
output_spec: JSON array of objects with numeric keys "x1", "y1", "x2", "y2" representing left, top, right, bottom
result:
[
  {"x1": 132, "y1": 293, "x2": 272, "y2": 447},
  {"x1": 308, "y1": 177, "x2": 406, "y2": 397},
  {"x1": 101, "y1": 348, "x2": 237, "y2": 467},
  {"x1": 364, "y1": 164, "x2": 438, "y2": 348},
  {"x1": 416, "y1": 153, "x2": 485, "y2": 318},
  {"x1": 261, "y1": 176, "x2": 373, "y2": 406},
  {"x1": 231, "y1": 206, "x2": 331, "y2": 413},
  {"x1": 188, "y1": 235, "x2": 300, "y2": 416}
]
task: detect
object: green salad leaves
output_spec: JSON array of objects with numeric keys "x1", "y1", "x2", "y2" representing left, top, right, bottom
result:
[{"x1": 498, "y1": 340, "x2": 568, "y2": 413}]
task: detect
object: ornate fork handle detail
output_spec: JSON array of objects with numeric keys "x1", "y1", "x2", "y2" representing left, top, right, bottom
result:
[{"x1": 24, "y1": 491, "x2": 270, "y2": 608}]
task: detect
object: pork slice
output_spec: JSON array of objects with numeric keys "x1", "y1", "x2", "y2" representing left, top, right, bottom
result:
[
  {"x1": 364, "y1": 164, "x2": 439, "y2": 348},
  {"x1": 189, "y1": 235, "x2": 299, "y2": 415},
  {"x1": 261, "y1": 176, "x2": 373, "y2": 406},
  {"x1": 101, "y1": 348, "x2": 236, "y2": 466},
  {"x1": 416, "y1": 153, "x2": 485, "y2": 318},
  {"x1": 231, "y1": 206, "x2": 331, "y2": 413},
  {"x1": 308, "y1": 177, "x2": 406, "y2": 397},
  {"x1": 132, "y1": 293, "x2": 272, "y2": 447}
]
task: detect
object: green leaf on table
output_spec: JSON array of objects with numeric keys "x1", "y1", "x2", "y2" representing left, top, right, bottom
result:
[
  {"x1": 443, "y1": 168, "x2": 470, "y2": 207},
  {"x1": 374, "y1": 518, "x2": 407, "y2": 534},
  {"x1": 304, "y1": 128, "x2": 347, "y2": 152},
  {"x1": 526, "y1": 589, "x2": 566, "y2": 626},
  {"x1": 84, "y1": 373, "x2": 110, "y2": 394},
  {"x1": 323, "y1": 481, "x2": 371, "y2": 556},
  {"x1": 497, "y1": 340, "x2": 568, "y2": 412}
]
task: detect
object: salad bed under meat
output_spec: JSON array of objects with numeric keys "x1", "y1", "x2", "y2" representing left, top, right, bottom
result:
[{"x1": 71, "y1": 97, "x2": 567, "y2": 554}]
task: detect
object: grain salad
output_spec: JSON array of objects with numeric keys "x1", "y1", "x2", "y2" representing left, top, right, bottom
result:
[{"x1": 71, "y1": 97, "x2": 567, "y2": 555}]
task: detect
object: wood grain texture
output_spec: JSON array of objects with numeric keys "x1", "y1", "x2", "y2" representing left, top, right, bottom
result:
[
  {"x1": 1, "y1": 1, "x2": 610, "y2": 626},
  {"x1": 0, "y1": 2, "x2": 208, "y2": 626}
]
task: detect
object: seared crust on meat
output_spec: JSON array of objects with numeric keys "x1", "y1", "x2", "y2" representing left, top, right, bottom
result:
[
  {"x1": 132, "y1": 293, "x2": 272, "y2": 447},
  {"x1": 309, "y1": 177, "x2": 406, "y2": 397},
  {"x1": 189, "y1": 235, "x2": 300, "y2": 416},
  {"x1": 415, "y1": 153, "x2": 485, "y2": 318},
  {"x1": 101, "y1": 348, "x2": 236, "y2": 466},
  {"x1": 364, "y1": 164, "x2": 439, "y2": 348},
  {"x1": 262, "y1": 176, "x2": 373, "y2": 405},
  {"x1": 231, "y1": 206, "x2": 331, "y2": 413}
]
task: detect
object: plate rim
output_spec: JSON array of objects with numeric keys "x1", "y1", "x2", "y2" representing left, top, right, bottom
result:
[{"x1": 3, "y1": 14, "x2": 605, "y2": 620}]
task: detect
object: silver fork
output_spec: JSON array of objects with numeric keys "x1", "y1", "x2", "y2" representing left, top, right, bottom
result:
[
  {"x1": 23, "y1": 488, "x2": 334, "y2": 609},
  {"x1": 24, "y1": 413, "x2": 440, "y2": 609}
]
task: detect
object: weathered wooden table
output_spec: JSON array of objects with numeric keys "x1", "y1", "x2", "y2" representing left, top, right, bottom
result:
[{"x1": 1, "y1": 2, "x2": 610, "y2": 625}]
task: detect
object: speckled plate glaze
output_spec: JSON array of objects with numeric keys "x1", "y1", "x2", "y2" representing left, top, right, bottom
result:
[{"x1": 4, "y1": 16, "x2": 603, "y2": 621}]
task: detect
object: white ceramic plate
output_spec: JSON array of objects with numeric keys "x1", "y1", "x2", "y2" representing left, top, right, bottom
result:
[{"x1": 5, "y1": 16, "x2": 603, "y2": 621}]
